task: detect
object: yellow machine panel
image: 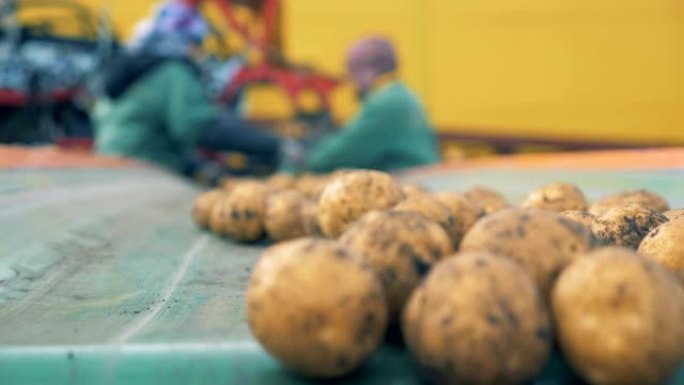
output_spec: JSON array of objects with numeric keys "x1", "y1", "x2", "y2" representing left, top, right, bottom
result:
[{"x1": 283, "y1": 0, "x2": 684, "y2": 146}]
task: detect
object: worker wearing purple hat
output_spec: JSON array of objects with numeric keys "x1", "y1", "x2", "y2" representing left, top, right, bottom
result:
[
  {"x1": 94, "y1": 0, "x2": 289, "y2": 175},
  {"x1": 296, "y1": 36, "x2": 440, "y2": 173}
]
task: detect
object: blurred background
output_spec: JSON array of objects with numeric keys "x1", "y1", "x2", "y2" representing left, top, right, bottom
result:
[{"x1": 1, "y1": 0, "x2": 683, "y2": 168}]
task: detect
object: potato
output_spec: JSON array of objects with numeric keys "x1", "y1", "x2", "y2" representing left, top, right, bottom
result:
[
  {"x1": 590, "y1": 204, "x2": 668, "y2": 249},
  {"x1": 589, "y1": 189, "x2": 669, "y2": 216},
  {"x1": 265, "y1": 190, "x2": 307, "y2": 242},
  {"x1": 209, "y1": 181, "x2": 269, "y2": 242},
  {"x1": 340, "y1": 211, "x2": 452, "y2": 320},
  {"x1": 521, "y1": 182, "x2": 588, "y2": 213},
  {"x1": 560, "y1": 210, "x2": 595, "y2": 228},
  {"x1": 433, "y1": 192, "x2": 484, "y2": 247},
  {"x1": 317, "y1": 170, "x2": 404, "y2": 238},
  {"x1": 219, "y1": 177, "x2": 258, "y2": 191},
  {"x1": 460, "y1": 208, "x2": 596, "y2": 297},
  {"x1": 300, "y1": 199, "x2": 323, "y2": 237},
  {"x1": 553, "y1": 247, "x2": 684, "y2": 385},
  {"x1": 464, "y1": 186, "x2": 510, "y2": 215},
  {"x1": 192, "y1": 189, "x2": 226, "y2": 229},
  {"x1": 403, "y1": 252, "x2": 552, "y2": 385},
  {"x1": 638, "y1": 218, "x2": 684, "y2": 284},
  {"x1": 394, "y1": 194, "x2": 459, "y2": 248},
  {"x1": 266, "y1": 173, "x2": 296, "y2": 191},
  {"x1": 402, "y1": 184, "x2": 430, "y2": 198},
  {"x1": 664, "y1": 208, "x2": 684, "y2": 221},
  {"x1": 295, "y1": 173, "x2": 329, "y2": 199},
  {"x1": 247, "y1": 239, "x2": 388, "y2": 378}
]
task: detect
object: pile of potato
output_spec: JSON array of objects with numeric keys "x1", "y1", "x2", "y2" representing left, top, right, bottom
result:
[{"x1": 192, "y1": 171, "x2": 684, "y2": 384}]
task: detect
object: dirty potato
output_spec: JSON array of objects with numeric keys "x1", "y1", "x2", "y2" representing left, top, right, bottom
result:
[
  {"x1": 464, "y1": 186, "x2": 510, "y2": 215},
  {"x1": 590, "y1": 204, "x2": 668, "y2": 249},
  {"x1": 210, "y1": 181, "x2": 269, "y2": 242},
  {"x1": 266, "y1": 173, "x2": 296, "y2": 191},
  {"x1": 402, "y1": 184, "x2": 430, "y2": 199},
  {"x1": 560, "y1": 211, "x2": 595, "y2": 228},
  {"x1": 433, "y1": 192, "x2": 484, "y2": 247},
  {"x1": 403, "y1": 252, "x2": 552, "y2": 385},
  {"x1": 340, "y1": 211, "x2": 452, "y2": 320},
  {"x1": 394, "y1": 194, "x2": 459, "y2": 248},
  {"x1": 638, "y1": 218, "x2": 684, "y2": 284},
  {"x1": 460, "y1": 208, "x2": 596, "y2": 297},
  {"x1": 192, "y1": 189, "x2": 226, "y2": 229},
  {"x1": 553, "y1": 247, "x2": 684, "y2": 385},
  {"x1": 317, "y1": 170, "x2": 404, "y2": 238},
  {"x1": 247, "y1": 239, "x2": 388, "y2": 378},
  {"x1": 264, "y1": 190, "x2": 307, "y2": 242},
  {"x1": 521, "y1": 183, "x2": 588, "y2": 213},
  {"x1": 589, "y1": 189, "x2": 669, "y2": 216}
]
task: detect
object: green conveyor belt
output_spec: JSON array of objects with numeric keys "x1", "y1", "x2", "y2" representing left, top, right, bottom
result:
[{"x1": 0, "y1": 166, "x2": 683, "y2": 384}]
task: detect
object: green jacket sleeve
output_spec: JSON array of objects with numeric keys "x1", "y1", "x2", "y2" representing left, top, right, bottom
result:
[
  {"x1": 306, "y1": 96, "x2": 402, "y2": 173},
  {"x1": 165, "y1": 64, "x2": 218, "y2": 146}
]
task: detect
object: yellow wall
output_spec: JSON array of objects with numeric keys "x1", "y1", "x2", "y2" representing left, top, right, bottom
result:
[{"x1": 283, "y1": 0, "x2": 684, "y2": 145}]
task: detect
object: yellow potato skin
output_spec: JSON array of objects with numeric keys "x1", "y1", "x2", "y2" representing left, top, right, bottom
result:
[
  {"x1": 317, "y1": 171, "x2": 404, "y2": 238},
  {"x1": 460, "y1": 208, "x2": 596, "y2": 297},
  {"x1": 664, "y1": 208, "x2": 684, "y2": 221},
  {"x1": 433, "y1": 192, "x2": 484, "y2": 248},
  {"x1": 210, "y1": 182, "x2": 269, "y2": 242},
  {"x1": 192, "y1": 189, "x2": 226, "y2": 229},
  {"x1": 264, "y1": 190, "x2": 307, "y2": 242},
  {"x1": 638, "y1": 217, "x2": 684, "y2": 284},
  {"x1": 464, "y1": 186, "x2": 510, "y2": 215},
  {"x1": 247, "y1": 239, "x2": 388, "y2": 379},
  {"x1": 522, "y1": 183, "x2": 588, "y2": 213},
  {"x1": 340, "y1": 211, "x2": 453, "y2": 320},
  {"x1": 589, "y1": 189, "x2": 669, "y2": 216},
  {"x1": 403, "y1": 252, "x2": 552, "y2": 385},
  {"x1": 394, "y1": 194, "x2": 459, "y2": 248},
  {"x1": 553, "y1": 247, "x2": 684, "y2": 385}
]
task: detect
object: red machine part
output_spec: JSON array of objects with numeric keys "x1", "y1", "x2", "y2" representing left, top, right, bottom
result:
[
  {"x1": 0, "y1": 88, "x2": 81, "y2": 107},
  {"x1": 191, "y1": 0, "x2": 341, "y2": 110}
]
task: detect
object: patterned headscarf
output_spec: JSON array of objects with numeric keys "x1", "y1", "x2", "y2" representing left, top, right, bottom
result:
[{"x1": 129, "y1": 0, "x2": 209, "y2": 57}]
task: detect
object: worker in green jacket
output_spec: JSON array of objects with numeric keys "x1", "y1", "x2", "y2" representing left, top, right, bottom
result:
[
  {"x1": 94, "y1": 0, "x2": 288, "y2": 174},
  {"x1": 294, "y1": 37, "x2": 441, "y2": 173}
]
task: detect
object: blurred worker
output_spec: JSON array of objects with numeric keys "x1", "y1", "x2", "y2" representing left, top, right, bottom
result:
[
  {"x1": 94, "y1": 0, "x2": 288, "y2": 174},
  {"x1": 294, "y1": 37, "x2": 440, "y2": 173}
]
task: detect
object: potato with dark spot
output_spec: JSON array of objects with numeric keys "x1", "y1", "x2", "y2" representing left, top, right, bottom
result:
[
  {"x1": 266, "y1": 173, "x2": 296, "y2": 191},
  {"x1": 522, "y1": 183, "x2": 588, "y2": 213},
  {"x1": 433, "y1": 192, "x2": 484, "y2": 247},
  {"x1": 192, "y1": 189, "x2": 226, "y2": 229},
  {"x1": 300, "y1": 199, "x2": 323, "y2": 237},
  {"x1": 638, "y1": 218, "x2": 684, "y2": 284},
  {"x1": 589, "y1": 189, "x2": 669, "y2": 216},
  {"x1": 210, "y1": 181, "x2": 269, "y2": 242},
  {"x1": 553, "y1": 248, "x2": 684, "y2": 385},
  {"x1": 247, "y1": 239, "x2": 388, "y2": 378},
  {"x1": 561, "y1": 210, "x2": 595, "y2": 228},
  {"x1": 590, "y1": 204, "x2": 668, "y2": 249},
  {"x1": 394, "y1": 194, "x2": 459, "y2": 248},
  {"x1": 460, "y1": 208, "x2": 595, "y2": 297},
  {"x1": 464, "y1": 186, "x2": 510, "y2": 215},
  {"x1": 403, "y1": 252, "x2": 552, "y2": 385},
  {"x1": 317, "y1": 170, "x2": 404, "y2": 238},
  {"x1": 664, "y1": 208, "x2": 684, "y2": 221},
  {"x1": 340, "y1": 211, "x2": 452, "y2": 320},
  {"x1": 265, "y1": 190, "x2": 307, "y2": 242}
]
